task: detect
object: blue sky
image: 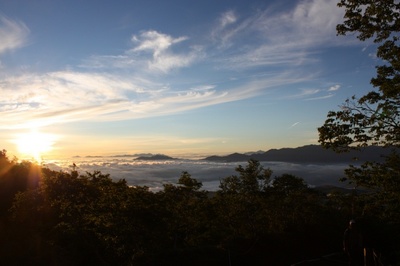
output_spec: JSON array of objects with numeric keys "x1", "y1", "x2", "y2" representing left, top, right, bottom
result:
[{"x1": 0, "y1": 0, "x2": 378, "y2": 159}]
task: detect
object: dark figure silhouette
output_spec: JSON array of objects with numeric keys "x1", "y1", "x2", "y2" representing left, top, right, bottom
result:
[{"x1": 343, "y1": 220, "x2": 364, "y2": 266}]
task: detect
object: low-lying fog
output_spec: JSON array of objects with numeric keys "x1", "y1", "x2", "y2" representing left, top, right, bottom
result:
[{"x1": 44, "y1": 157, "x2": 354, "y2": 191}]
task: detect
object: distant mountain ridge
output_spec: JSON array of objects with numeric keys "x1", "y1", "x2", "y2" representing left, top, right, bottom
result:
[
  {"x1": 134, "y1": 154, "x2": 177, "y2": 161},
  {"x1": 203, "y1": 145, "x2": 393, "y2": 163},
  {"x1": 75, "y1": 145, "x2": 394, "y2": 163}
]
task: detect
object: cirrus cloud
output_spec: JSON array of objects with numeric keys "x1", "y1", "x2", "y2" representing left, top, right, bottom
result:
[
  {"x1": 0, "y1": 0, "x2": 361, "y2": 132},
  {"x1": 0, "y1": 16, "x2": 29, "y2": 55},
  {"x1": 129, "y1": 30, "x2": 201, "y2": 73}
]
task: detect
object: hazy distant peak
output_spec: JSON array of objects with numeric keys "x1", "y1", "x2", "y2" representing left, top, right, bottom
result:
[
  {"x1": 204, "y1": 144, "x2": 392, "y2": 163},
  {"x1": 134, "y1": 154, "x2": 177, "y2": 161}
]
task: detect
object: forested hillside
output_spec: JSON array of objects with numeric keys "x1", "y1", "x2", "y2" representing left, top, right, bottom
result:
[{"x1": 0, "y1": 150, "x2": 398, "y2": 265}]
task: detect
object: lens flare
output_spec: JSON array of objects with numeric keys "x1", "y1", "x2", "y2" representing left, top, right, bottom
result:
[{"x1": 14, "y1": 130, "x2": 57, "y2": 162}]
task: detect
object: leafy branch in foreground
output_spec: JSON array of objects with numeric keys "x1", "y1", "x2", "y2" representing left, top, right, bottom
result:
[
  {"x1": 320, "y1": 0, "x2": 400, "y2": 151},
  {"x1": 319, "y1": 0, "x2": 400, "y2": 222},
  {"x1": 319, "y1": 93, "x2": 400, "y2": 152}
]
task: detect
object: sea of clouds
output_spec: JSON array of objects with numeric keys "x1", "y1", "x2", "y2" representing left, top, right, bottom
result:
[{"x1": 44, "y1": 157, "x2": 353, "y2": 191}]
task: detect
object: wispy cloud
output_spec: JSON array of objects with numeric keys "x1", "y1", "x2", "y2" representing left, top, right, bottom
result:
[
  {"x1": 287, "y1": 88, "x2": 321, "y2": 99},
  {"x1": 129, "y1": 30, "x2": 200, "y2": 73},
  {"x1": 290, "y1": 122, "x2": 300, "y2": 128},
  {"x1": 211, "y1": 10, "x2": 241, "y2": 47},
  {"x1": 0, "y1": 0, "x2": 355, "y2": 130},
  {"x1": 0, "y1": 68, "x2": 306, "y2": 129},
  {"x1": 304, "y1": 94, "x2": 334, "y2": 101},
  {"x1": 131, "y1": 30, "x2": 188, "y2": 55},
  {"x1": 82, "y1": 30, "x2": 203, "y2": 74},
  {"x1": 286, "y1": 83, "x2": 339, "y2": 101},
  {"x1": 328, "y1": 84, "x2": 340, "y2": 91},
  {"x1": 0, "y1": 16, "x2": 29, "y2": 54},
  {"x1": 211, "y1": 0, "x2": 347, "y2": 69},
  {"x1": 220, "y1": 10, "x2": 237, "y2": 28}
]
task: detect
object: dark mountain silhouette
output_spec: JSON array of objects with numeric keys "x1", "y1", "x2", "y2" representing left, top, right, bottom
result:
[
  {"x1": 112, "y1": 153, "x2": 154, "y2": 158},
  {"x1": 134, "y1": 154, "x2": 177, "y2": 161},
  {"x1": 204, "y1": 145, "x2": 393, "y2": 163},
  {"x1": 244, "y1": 150, "x2": 265, "y2": 155},
  {"x1": 203, "y1": 152, "x2": 249, "y2": 162}
]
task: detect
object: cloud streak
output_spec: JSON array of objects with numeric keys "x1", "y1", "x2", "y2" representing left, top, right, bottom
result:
[
  {"x1": 0, "y1": 0, "x2": 358, "y2": 131},
  {"x1": 211, "y1": 0, "x2": 347, "y2": 69},
  {"x1": 328, "y1": 84, "x2": 340, "y2": 91},
  {"x1": 1, "y1": 69, "x2": 304, "y2": 129},
  {"x1": 284, "y1": 83, "x2": 340, "y2": 101},
  {"x1": 211, "y1": 10, "x2": 241, "y2": 48},
  {"x1": 0, "y1": 16, "x2": 29, "y2": 55},
  {"x1": 290, "y1": 122, "x2": 300, "y2": 128},
  {"x1": 130, "y1": 30, "x2": 199, "y2": 73}
]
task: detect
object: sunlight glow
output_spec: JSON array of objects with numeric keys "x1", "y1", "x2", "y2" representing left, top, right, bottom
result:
[{"x1": 14, "y1": 130, "x2": 57, "y2": 162}]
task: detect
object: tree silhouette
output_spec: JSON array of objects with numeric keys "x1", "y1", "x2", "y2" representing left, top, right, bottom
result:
[
  {"x1": 219, "y1": 159, "x2": 272, "y2": 194},
  {"x1": 318, "y1": 0, "x2": 400, "y2": 222}
]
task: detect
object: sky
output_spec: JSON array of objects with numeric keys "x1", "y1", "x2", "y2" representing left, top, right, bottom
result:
[{"x1": 0, "y1": 0, "x2": 379, "y2": 160}]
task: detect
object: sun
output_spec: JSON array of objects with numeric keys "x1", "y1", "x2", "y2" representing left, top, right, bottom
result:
[{"x1": 14, "y1": 130, "x2": 57, "y2": 162}]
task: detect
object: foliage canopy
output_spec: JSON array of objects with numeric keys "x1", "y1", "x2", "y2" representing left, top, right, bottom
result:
[
  {"x1": 318, "y1": 0, "x2": 400, "y2": 222},
  {"x1": 0, "y1": 154, "x2": 357, "y2": 265}
]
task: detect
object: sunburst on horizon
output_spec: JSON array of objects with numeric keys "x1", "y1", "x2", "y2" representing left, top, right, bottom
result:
[{"x1": 14, "y1": 130, "x2": 57, "y2": 162}]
